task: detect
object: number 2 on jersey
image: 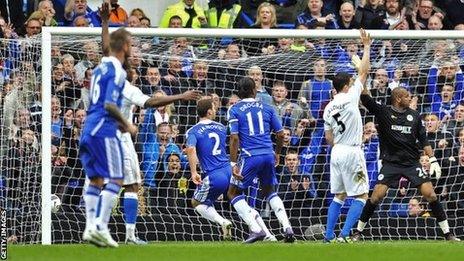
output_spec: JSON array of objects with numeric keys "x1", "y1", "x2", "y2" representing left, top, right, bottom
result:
[
  {"x1": 208, "y1": 133, "x2": 221, "y2": 155},
  {"x1": 333, "y1": 113, "x2": 346, "y2": 134},
  {"x1": 246, "y1": 111, "x2": 264, "y2": 135}
]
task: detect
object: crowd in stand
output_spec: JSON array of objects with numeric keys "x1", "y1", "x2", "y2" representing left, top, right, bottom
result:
[{"x1": 1, "y1": 0, "x2": 464, "y2": 243}]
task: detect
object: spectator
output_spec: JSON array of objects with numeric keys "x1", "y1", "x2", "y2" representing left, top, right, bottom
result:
[
  {"x1": 427, "y1": 15, "x2": 443, "y2": 30},
  {"x1": 64, "y1": 0, "x2": 101, "y2": 27},
  {"x1": 427, "y1": 60, "x2": 463, "y2": 110},
  {"x1": 130, "y1": 8, "x2": 146, "y2": 20},
  {"x1": 157, "y1": 151, "x2": 189, "y2": 213},
  {"x1": 242, "y1": 2, "x2": 279, "y2": 55},
  {"x1": 52, "y1": 63, "x2": 80, "y2": 111},
  {"x1": 271, "y1": 80, "x2": 308, "y2": 129},
  {"x1": 295, "y1": 0, "x2": 338, "y2": 29},
  {"x1": 38, "y1": 0, "x2": 58, "y2": 26},
  {"x1": 337, "y1": 1, "x2": 360, "y2": 29},
  {"x1": 206, "y1": 0, "x2": 245, "y2": 28},
  {"x1": 354, "y1": 0, "x2": 385, "y2": 29},
  {"x1": 424, "y1": 114, "x2": 454, "y2": 164},
  {"x1": 73, "y1": 15, "x2": 90, "y2": 27},
  {"x1": 107, "y1": 0, "x2": 128, "y2": 26},
  {"x1": 141, "y1": 67, "x2": 163, "y2": 96},
  {"x1": 446, "y1": 105, "x2": 464, "y2": 137},
  {"x1": 159, "y1": 0, "x2": 207, "y2": 28},
  {"x1": 334, "y1": 40, "x2": 359, "y2": 75},
  {"x1": 430, "y1": 83, "x2": 458, "y2": 120},
  {"x1": 75, "y1": 41, "x2": 100, "y2": 82},
  {"x1": 370, "y1": 0, "x2": 411, "y2": 30},
  {"x1": 168, "y1": 15, "x2": 183, "y2": 28},
  {"x1": 127, "y1": 15, "x2": 141, "y2": 27},
  {"x1": 413, "y1": 0, "x2": 435, "y2": 29},
  {"x1": 363, "y1": 121, "x2": 380, "y2": 189},
  {"x1": 370, "y1": 68, "x2": 392, "y2": 105},
  {"x1": 27, "y1": 11, "x2": 46, "y2": 26},
  {"x1": 247, "y1": 65, "x2": 273, "y2": 106},
  {"x1": 140, "y1": 17, "x2": 151, "y2": 28},
  {"x1": 408, "y1": 198, "x2": 431, "y2": 217},
  {"x1": 24, "y1": 18, "x2": 42, "y2": 38},
  {"x1": 140, "y1": 116, "x2": 184, "y2": 212},
  {"x1": 277, "y1": 150, "x2": 317, "y2": 218}
]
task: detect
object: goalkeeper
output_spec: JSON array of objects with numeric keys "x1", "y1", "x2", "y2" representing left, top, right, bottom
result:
[{"x1": 350, "y1": 82, "x2": 460, "y2": 241}]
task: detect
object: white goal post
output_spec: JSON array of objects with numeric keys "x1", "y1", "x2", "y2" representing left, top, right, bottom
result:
[{"x1": 40, "y1": 27, "x2": 464, "y2": 245}]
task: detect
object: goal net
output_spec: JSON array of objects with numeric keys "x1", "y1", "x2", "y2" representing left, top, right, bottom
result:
[{"x1": 1, "y1": 28, "x2": 463, "y2": 244}]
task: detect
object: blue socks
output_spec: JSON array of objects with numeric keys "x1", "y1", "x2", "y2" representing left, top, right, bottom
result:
[
  {"x1": 341, "y1": 198, "x2": 366, "y2": 238},
  {"x1": 123, "y1": 192, "x2": 139, "y2": 225},
  {"x1": 325, "y1": 197, "x2": 344, "y2": 240}
]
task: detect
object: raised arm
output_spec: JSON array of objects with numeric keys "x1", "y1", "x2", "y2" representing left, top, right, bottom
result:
[
  {"x1": 100, "y1": 2, "x2": 110, "y2": 56},
  {"x1": 358, "y1": 28, "x2": 371, "y2": 86},
  {"x1": 64, "y1": 0, "x2": 75, "y2": 21}
]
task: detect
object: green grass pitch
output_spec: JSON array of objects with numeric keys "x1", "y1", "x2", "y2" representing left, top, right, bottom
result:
[{"x1": 7, "y1": 241, "x2": 464, "y2": 261}]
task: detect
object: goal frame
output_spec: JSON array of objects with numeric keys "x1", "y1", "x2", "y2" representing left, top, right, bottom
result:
[{"x1": 40, "y1": 27, "x2": 463, "y2": 244}]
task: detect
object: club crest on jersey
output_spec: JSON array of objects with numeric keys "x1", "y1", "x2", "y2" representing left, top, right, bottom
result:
[
  {"x1": 378, "y1": 174, "x2": 384, "y2": 181},
  {"x1": 391, "y1": 115, "x2": 397, "y2": 119},
  {"x1": 407, "y1": 115, "x2": 413, "y2": 121}
]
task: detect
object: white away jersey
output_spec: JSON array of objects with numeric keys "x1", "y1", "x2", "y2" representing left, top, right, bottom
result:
[
  {"x1": 121, "y1": 80, "x2": 150, "y2": 122},
  {"x1": 323, "y1": 78, "x2": 363, "y2": 146}
]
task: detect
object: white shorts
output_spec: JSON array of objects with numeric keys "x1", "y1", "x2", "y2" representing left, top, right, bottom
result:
[
  {"x1": 330, "y1": 144, "x2": 369, "y2": 197},
  {"x1": 120, "y1": 133, "x2": 142, "y2": 186}
]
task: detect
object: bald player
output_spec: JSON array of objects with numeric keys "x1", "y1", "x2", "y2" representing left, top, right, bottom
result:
[{"x1": 351, "y1": 85, "x2": 460, "y2": 241}]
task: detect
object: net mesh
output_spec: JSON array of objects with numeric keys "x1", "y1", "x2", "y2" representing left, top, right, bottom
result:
[{"x1": 1, "y1": 33, "x2": 464, "y2": 243}]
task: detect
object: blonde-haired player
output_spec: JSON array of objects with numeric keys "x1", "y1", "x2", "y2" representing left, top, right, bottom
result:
[{"x1": 322, "y1": 29, "x2": 371, "y2": 243}]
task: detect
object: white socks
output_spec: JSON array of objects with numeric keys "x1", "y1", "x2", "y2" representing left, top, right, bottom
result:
[
  {"x1": 251, "y1": 208, "x2": 272, "y2": 237},
  {"x1": 126, "y1": 224, "x2": 136, "y2": 239},
  {"x1": 439, "y1": 220, "x2": 450, "y2": 234},
  {"x1": 96, "y1": 183, "x2": 121, "y2": 231},
  {"x1": 232, "y1": 198, "x2": 261, "y2": 233},
  {"x1": 268, "y1": 194, "x2": 291, "y2": 231},
  {"x1": 357, "y1": 221, "x2": 367, "y2": 232},
  {"x1": 84, "y1": 185, "x2": 101, "y2": 230},
  {"x1": 195, "y1": 204, "x2": 228, "y2": 225}
]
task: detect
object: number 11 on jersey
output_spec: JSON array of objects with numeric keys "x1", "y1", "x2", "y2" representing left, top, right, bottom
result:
[{"x1": 246, "y1": 111, "x2": 264, "y2": 135}]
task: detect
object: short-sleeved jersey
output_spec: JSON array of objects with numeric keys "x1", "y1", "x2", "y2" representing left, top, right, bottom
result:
[
  {"x1": 186, "y1": 120, "x2": 229, "y2": 173},
  {"x1": 121, "y1": 81, "x2": 150, "y2": 122},
  {"x1": 227, "y1": 98, "x2": 283, "y2": 157},
  {"x1": 323, "y1": 78, "x2": 363, "y2": 146},
  {"x1": 361, "y1": 94, "x2": 430, "y2": 166},
  {"x1": 82, "y1": 56, "x2": 126, "y2": 137}
]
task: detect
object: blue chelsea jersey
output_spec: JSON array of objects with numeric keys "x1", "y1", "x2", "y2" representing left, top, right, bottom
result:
[
  {"x1": 227, "y1": 98, "x2": 283, "y2": 157},
  {"x1": 82, "y1": 56, "x2": 127, "y2": 137},
  {"x1": 186, "y1": 120, "x2": 230, "y2": 173}
]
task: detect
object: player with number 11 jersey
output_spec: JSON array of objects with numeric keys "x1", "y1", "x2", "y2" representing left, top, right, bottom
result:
[{"x1": 227, "y1": 77, "x2": 294, "y2": 243}]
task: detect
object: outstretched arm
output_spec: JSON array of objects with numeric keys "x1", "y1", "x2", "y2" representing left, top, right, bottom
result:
[
  {"x1": 357, "y1": 28, "x2": 371, "y2": 87},
  {"x1": 100, "y1": 2, "x2": 110, "y2": 56},
  {"x1": 144, "y1": 90, "x2": 202, "y2": 108}
]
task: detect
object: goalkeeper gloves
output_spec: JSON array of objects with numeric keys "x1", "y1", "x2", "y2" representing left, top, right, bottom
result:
[
  {"x1": 428, "y1": 156, "x2": 441, "y2": 179},
  {"x1": 351, "y1": 54, "x2": 361, "y2": 71}
]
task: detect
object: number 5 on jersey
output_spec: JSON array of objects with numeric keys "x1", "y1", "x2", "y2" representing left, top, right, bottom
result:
[{"x1": 333, "y1": 112, "x2": 346, "y2": 134}]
